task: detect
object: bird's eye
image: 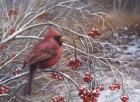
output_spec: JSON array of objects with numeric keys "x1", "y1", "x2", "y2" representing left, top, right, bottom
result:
[
  {"x1": 54, "y1": 35, "x2": 61, "y2": 42},
  {"x1": 54, "y1": 35, "x2": 63, "y2": 46}
]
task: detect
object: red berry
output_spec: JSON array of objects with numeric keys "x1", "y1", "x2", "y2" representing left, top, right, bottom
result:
[
  {"x1": 121, "y1": 96, "x2": 129, "y2": 101},
  {"x1": 3, "y1": 85, "x2": 10, "y2": 90},
  {"x1": 113, "y1": 82, "x2": 121, "y2": 90},
  {"x1": 13, "y1": 68, "x2": 22, "y2": 75},
  {"x1": 97, "y1": 85, "x2": 104, "y2": 91},
  {"x1": 0, "y1": 87, "x2": 5, "y2": 94},
  {"x1": 52, "y1": 96, "x2": 65, "y2": 102},
  {"x1": 68, "y1": 58, "x2": 82, "y2": 69},
  {"x1": 83, "y1": 72, "x2": 93, "y2": 83},
  {"x1": 0, "y1": 44, "x2": 8, "y2": 51},
  {"x1": 59, "y1": 96, "x2": 65, "y2": 101},
  {"x1": 83, "y1": 95, "x2": 90, "y2": 102},
  {"x1": 0, "y1": 85, "x2": 10, "y2": 94},
  {"x1": 88, "y1": 30, "x2": 101, "y2": 38},
  {"x1": 58, "y1": 76, "x2": 64, "y2": 80},
  {"x1": 85, "y1": 72, "x2": 90, "y2": 76},
  {"x1": 79, "y1": 86, "x2": 86, "y2": 93},
  {"x1": 109, "y1": 85, "x2": 115, "y2": 90},
  {"x1": 109, "y1": 82, "x2": 121, "y2": 91},
  {"x1": 52, "y1": 96, "x2": 59, "y2": 102},
  {"x1": 51, "y1": 72, "x2": 64, "y2": 81},
  {"x1": 92, "y1": 89, "x2": 100, "y2": 97},
  {"x1": 78, "y1": 86, "x2": 101, "y2": 102}
]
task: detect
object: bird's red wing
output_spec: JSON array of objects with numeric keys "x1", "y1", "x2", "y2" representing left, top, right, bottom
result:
[
  {"x1": 26, "y1": 39, "x2": 57, "y2": 65},
  {"x1": 28, "y1": 48, "x2": 56, "y2": 65}
]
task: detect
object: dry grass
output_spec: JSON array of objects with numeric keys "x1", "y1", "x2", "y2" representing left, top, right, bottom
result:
[{"x1": 108, "y1": 10, "x2": 140, "y2": 30}]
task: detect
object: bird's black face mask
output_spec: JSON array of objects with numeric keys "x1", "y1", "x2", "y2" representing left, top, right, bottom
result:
[{"x1": 54, "y1": 35, "x2": 64, "y2": 46}]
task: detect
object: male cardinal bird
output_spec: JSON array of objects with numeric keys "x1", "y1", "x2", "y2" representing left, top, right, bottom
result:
[{"x1": 23, "y1": 28, "x2": 64, "y2": 95}]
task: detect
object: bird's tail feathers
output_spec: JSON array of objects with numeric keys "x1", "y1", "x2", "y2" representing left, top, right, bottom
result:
[{"x1": 24, "y1": 64, "x2": 37, "y2": 95}]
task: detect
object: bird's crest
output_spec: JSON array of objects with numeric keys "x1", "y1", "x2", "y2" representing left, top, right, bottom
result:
[{"x1": 46, "y1": 28, "x2": 60, "y2": 38}]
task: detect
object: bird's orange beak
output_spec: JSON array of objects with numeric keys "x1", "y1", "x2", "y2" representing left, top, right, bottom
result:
[{"x1": 61, "y1": 36, "x2": 65, "y2": 42}]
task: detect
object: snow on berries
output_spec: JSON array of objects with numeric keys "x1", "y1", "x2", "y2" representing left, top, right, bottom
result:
[
  {"x1": 68, "y1": 58, "x2": 82, "y2": 69},
  {"x1": 0, "y1": 85, "x2": 10, "y2": 95},
  {"x1": 82, "y1": 72, "x2": 93, "y2": 83},
  {"x1": 97, "y1": 85, "x2": 104, "y2": 91},
  {"x1": 78, "y1": 86, "x2": 101, "y2": 102},
  {"x1": 120, "y1": 95, "x2": 129, "y2": 102},
  {"x1": 51, "y1": 72, "x2": 64, "y2": 81},
  {"x1": 52, "y1": 96, "x2": 66, "y2": 102},
  {"x1": 109, "y1": 82, "x2": 121, "y2": 91}
]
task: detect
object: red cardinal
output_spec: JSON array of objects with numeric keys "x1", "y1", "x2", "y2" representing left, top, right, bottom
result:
[{"x1": 23, "y1": 28, "x2": 64, "y2": 95}]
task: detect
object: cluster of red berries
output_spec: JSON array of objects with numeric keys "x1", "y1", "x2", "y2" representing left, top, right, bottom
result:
[
  {"x1": 0, "y1": 44, "x2": 8, "y2": 51},
  {"x1": 109, "y1": 82, "x2": 121, "y2": 91},
  {"x1": 120, "y1": 95, "x2": 129, "y2": 102},
  {"x1": 83, "y1": 72, "x2": 93, "y2": 83},
  {"x1": 9, "y1": 28, "x2": 15, "y2": 35},
  {"x1": 13, "y1": 68, "x2": 22, "y2": 75},
  {"x1": 68, "y1": 58, "x2": 82, "y2": 69},
  {"x1": 78, "y1": 86, "x2": 103, "y2": 102},
  {"x1": 51, "y1": 72, "x2": 64, "y2": 81},
  {"x1": 52, "y1": 96, "x2": 66, "y2": 102},
  {"x1": 0, "y1": 85, "x2": 10, "y2": 94},
  {"x1": 88, "y1": 30, "x2": 101, "y2": 38}
]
